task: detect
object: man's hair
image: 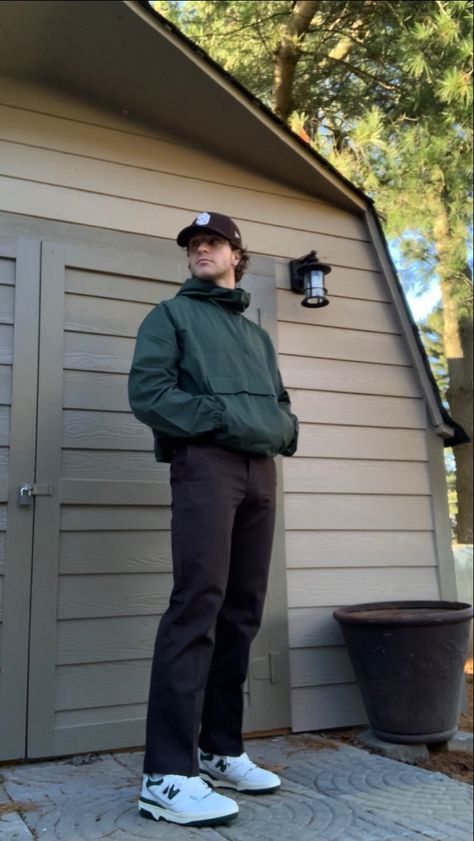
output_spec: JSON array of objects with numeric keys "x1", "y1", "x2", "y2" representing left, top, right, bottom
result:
[{"x1": 234, "y1": 246, "x2": 250, "y2": 284}]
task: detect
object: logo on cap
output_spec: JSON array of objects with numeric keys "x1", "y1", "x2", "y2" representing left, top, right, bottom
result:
[{"x1": 195, "y1": 212, "x2": 211, "y2": 226}]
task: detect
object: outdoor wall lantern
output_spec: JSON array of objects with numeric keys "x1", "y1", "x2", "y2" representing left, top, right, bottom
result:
[{"x1": 289, "y1": 250, "x2": 331, "y2": 308}]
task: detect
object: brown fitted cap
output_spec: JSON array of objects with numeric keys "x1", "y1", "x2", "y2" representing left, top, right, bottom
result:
[{"x1": 177, "y1": 212, "x2": 242, "y2": 248}]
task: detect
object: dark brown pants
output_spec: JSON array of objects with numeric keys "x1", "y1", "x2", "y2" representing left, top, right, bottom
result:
[{"x1": 143, "y1": 443, "x2": 277, "y2": 776}]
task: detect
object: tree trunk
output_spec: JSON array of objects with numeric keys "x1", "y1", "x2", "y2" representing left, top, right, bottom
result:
[
  {"x1": 272, "y1": 0, "x2": 319, "y2": 121},
  {"x1": 434, "y1": 209, "x2": 473, "y2": 543},
  {"x1": 454, "y1": 306, "x2": 473, "y2": 543}
]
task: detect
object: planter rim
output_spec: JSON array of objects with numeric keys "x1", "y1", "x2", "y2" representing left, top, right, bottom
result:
[{"x1": 333, "y1": 599, "x2": 473, "y2": 626}]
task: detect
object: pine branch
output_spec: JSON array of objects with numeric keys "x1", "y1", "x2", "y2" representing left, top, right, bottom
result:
[
  {"x1": 195, "y1": 11, "x2": 289, "y2": 43},
  {"x1": 319, "y1": 55, "x2": 399, "y2": 91}
]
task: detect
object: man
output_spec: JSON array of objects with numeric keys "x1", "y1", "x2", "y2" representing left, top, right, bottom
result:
[{"x1": 128, "y1": 211, "x2": 298, "y2": 827}]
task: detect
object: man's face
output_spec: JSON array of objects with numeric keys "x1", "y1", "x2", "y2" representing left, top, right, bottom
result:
[{"x1": 187, "y1": 233, "x2": 241, "y2": 288}]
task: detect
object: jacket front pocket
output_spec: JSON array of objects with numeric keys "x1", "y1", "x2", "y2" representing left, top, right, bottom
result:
[
  {"x1": 207, "y1": 374, "x2": 275, "y2": 397},
  {"x1": 208, "y1": 375, "x2": 287, "y2": 456}
]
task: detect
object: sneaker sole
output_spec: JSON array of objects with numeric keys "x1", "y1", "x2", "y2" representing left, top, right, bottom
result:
[
  {"x1": 138, "y1": 798, "x2": 238, "y2": 827},
  {"x1": 200, "y1": 771, "x2": 281, "y2": 795}
]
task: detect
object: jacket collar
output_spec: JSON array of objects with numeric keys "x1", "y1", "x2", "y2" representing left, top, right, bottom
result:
[{"x1": 176, "y1": 277, "x2": 250, "y2": 313}]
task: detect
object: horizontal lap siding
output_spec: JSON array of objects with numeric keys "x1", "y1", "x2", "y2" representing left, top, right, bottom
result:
[
  {"x1": 285, "y1": 531, "x2": 437, "y2": 570},
  {"x1": 288, "y1": 567, "x2": 439, "y2": 610},
  {"x1": 283, "y1": 459, "x2": 430, "y2": 494},
  {"x1": 0, "y1": 137, "x2": 364, "y2": 241},
  {"x1": 0, "y1": 91, "x2": 368, "y2": 256},
  {"x1": 0, "y1": 81, "x2": 439, "y2": 735},
  {"x1": 276, "y1": 224, "x2": 439, "y2": 731},
  {"x1": 59, "y1": 531, "x2": 172, "y2": 574},
  {"x1": 58, "y1": 574, "x2": 173, "y2": 620}
]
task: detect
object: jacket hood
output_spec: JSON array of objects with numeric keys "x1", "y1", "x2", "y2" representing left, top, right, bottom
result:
[{"x1": 176, "y1": 277, "x2": 250, "y2": 313}]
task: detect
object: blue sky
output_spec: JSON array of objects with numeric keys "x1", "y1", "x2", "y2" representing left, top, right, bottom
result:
[
  {"x1": 388, "y1": 238, "x2": 445, "y2": 323},
  {"x1": 406, "y1": 281, "x2": 441, "y2": 321},
  {"x1": 396, "y1": 234, "x2": 472, "y2": 322}
]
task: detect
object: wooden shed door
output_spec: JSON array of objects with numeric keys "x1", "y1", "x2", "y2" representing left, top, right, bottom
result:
[
  {"x1": 0, "y1": 228, "x2": 290, "y2": 760},
  {"x1": 0, "y1": 238, "x2": 41, "y2": 761}
]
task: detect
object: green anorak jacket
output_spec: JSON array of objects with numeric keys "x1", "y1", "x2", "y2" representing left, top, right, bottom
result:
[{"x1": 128, "y1": 277, "x2": 298, "y2": 461}]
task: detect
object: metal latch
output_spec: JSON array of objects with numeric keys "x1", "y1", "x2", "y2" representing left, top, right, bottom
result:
[{"x1": 18, "y1": 483, "x2": 53, "y2": 506}]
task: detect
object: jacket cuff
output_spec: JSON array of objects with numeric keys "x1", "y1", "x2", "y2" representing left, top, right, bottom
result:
[
  {"x1": 281, "y1": 414, "x2": 299, "y2": 457},
  {"x1": 212, "y1": 396, "x2": 226, "y2": 430}
]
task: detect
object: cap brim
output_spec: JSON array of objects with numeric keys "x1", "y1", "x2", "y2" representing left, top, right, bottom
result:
[
  {"x1": 177, "y1": 225, "x2": 240, "y2": 248},
  {"x1": 176, "y1": 224, "x2": 210, "y2": 247}
]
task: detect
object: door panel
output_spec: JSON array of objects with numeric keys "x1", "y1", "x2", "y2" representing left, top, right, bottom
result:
[
  {"x1": 0, "y1": 238, "x2": 40, "y2": 761},
  {"x1": 28, "y1": 242, "x2": 173, "y2": 756},
  {"x1": 26, "y1": 237, "x2": 290, "y2": 757}
]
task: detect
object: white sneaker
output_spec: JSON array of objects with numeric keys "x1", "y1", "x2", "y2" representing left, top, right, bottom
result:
[
  {"x1": 138, "y1": 773, "x2": 238, "y2": 826},
  {"x1": 199, "y1": 750, "x2": 281, "y2": 794}
]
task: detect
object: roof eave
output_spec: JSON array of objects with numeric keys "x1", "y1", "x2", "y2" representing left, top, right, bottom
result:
[
  {"x1": 127, "y1": 0, "x2": 368, "y2": 213},
  {"x1": 131, "y1": 0, "x2": 373, "y2": 209}
]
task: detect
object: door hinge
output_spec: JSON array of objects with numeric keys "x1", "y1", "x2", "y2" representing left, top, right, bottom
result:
[{"x1": 251, "y1": 652, "x2": 281, "y2": 684}]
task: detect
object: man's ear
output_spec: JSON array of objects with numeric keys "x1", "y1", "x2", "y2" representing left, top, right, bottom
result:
[{"x1": 232, "y1": 249, "x2": 242, "y2": 266}]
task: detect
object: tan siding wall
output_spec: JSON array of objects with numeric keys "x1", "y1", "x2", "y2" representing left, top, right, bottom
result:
[
  {"x1": 0, "y1": 79, "x2": 441, "y2": 734},
  {"x1": 277, "y1": 251, "x2": 440, "y2": 730},
  {"x1": 0, "y1": 82, "x2": 366, "y2": 255}
]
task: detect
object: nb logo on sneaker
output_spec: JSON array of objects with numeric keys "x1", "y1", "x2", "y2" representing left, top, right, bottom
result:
[
  {"x1": 216, "y1": 758, "x2": 228, "y2": 772},
  {"x1": 163, "y1": 784, "x2": 180, "y2": 801}
]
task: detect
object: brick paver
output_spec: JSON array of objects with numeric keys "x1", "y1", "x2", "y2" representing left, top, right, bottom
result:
[{"x1": 0, "y1": 735, "x2": 472, "y2": 841}]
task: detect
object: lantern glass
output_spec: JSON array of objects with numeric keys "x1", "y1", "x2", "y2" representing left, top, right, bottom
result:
[{"x1": 303, "y1": 269, "x2": 327, "y2": 307}]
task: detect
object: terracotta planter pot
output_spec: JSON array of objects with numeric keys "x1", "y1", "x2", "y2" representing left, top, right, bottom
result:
[{"x1": 333, "y1": 600, "x2": 473, "y2": 744}]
